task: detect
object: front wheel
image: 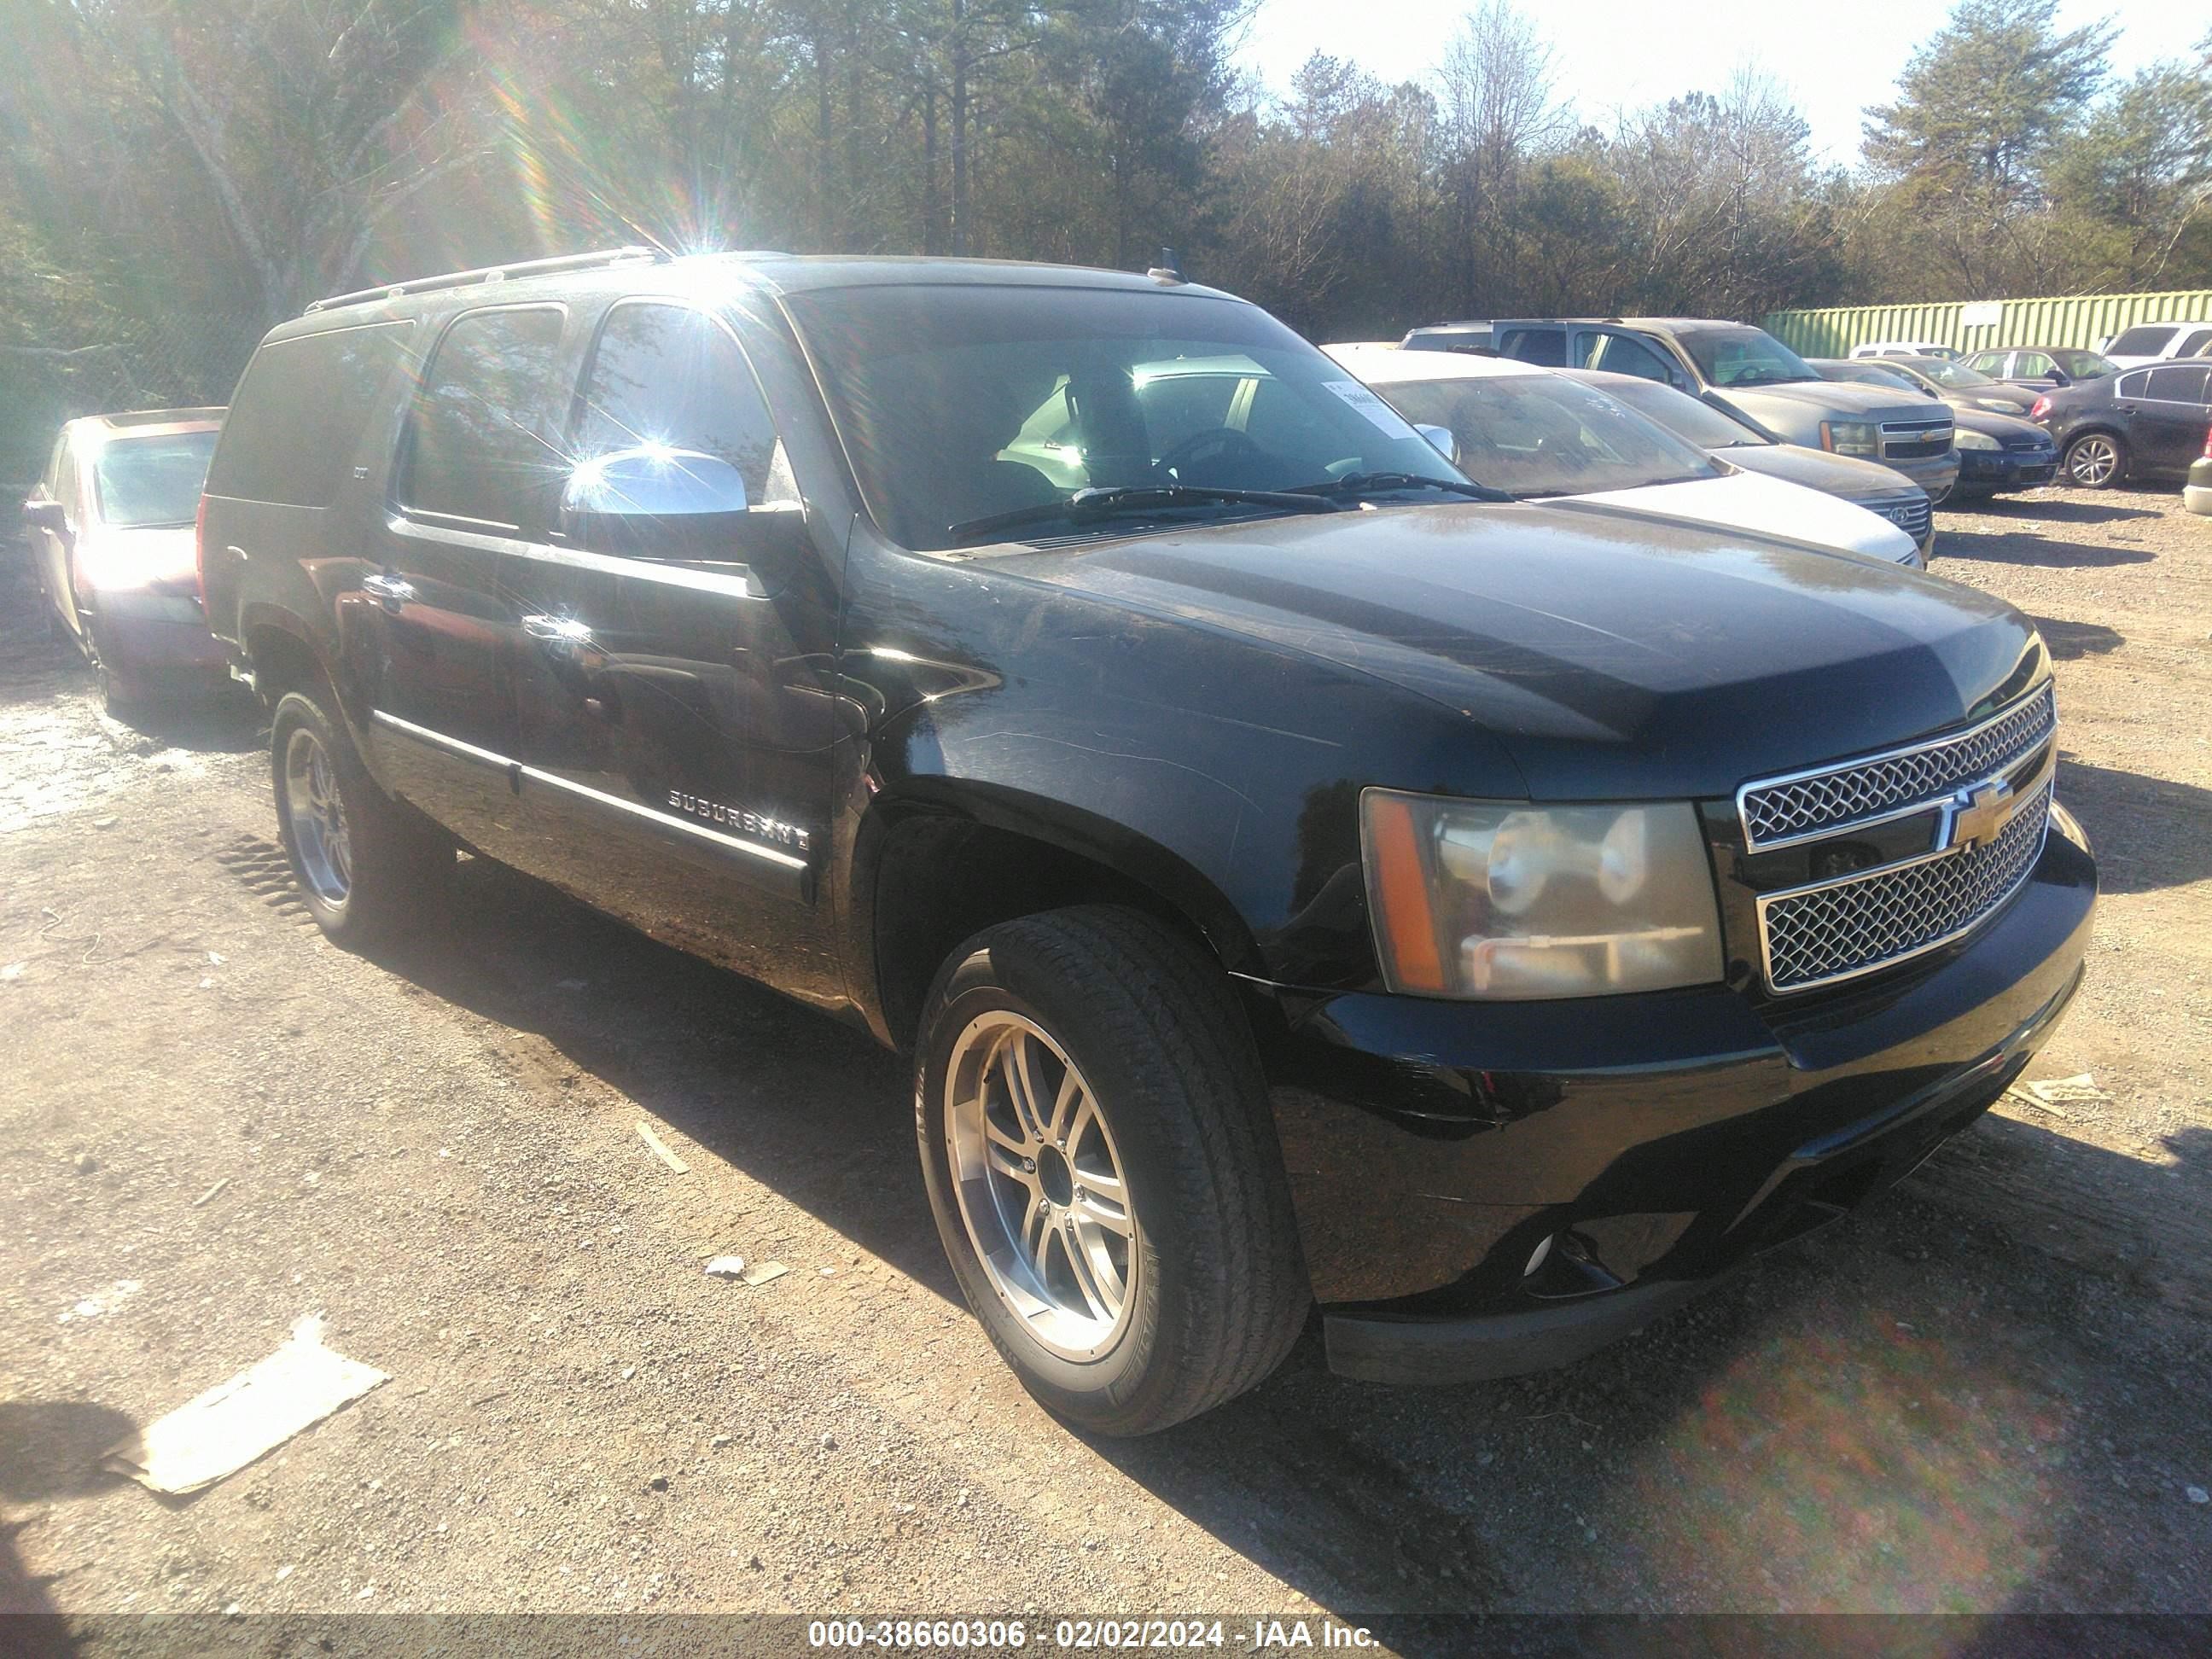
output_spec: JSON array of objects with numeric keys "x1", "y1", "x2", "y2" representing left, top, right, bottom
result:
[
  {"x1": 271, "y1": 690, "x2": 451, "y2": 944},
  {"x1": 2064, "y1": 432, "x2": 2124, "y2": 488},
  {"x1": 916, "y1": 906, "x2": 1308, "y2": 1435}
]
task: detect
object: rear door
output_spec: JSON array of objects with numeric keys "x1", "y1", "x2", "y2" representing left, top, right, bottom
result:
[
  {"x1": 495, "y1": 298, "x2": 845, "y2": 998},
  {"x1": 2132, "y1": 364, "x2": 2212, "y2": 475},
  {"x1": 363, "y1": 303, "x2": 572, "y2": 852}
]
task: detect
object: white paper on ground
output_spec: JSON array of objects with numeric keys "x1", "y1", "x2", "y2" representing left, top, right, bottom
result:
[{"x1": 101, "y1": 1314, "x2": 387, "y2": 1494}]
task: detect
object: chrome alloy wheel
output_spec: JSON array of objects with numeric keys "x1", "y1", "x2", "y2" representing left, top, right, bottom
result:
[
  {"x1": 944, "y1": 1013, "x2": 1138, "y2": 1360},
  {"x1": 2067, "y1": 434, "x2": 2118, "y2": 486},
  {"x1": 283, "y1": 726, "x2": 352, "y2": 908}
]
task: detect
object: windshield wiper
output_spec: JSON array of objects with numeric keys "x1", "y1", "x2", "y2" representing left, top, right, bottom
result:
[
  {"x1": 1286, "y1": 471, "x2": 1514, "y2": 504},
  {"x1": 946, "y1": 484, "x2": 1345, "y2": 546}
]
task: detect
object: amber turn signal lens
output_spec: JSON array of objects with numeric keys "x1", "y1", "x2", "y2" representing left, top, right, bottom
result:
[{"x1": 1363, "y1": 790, "x2": 1447, "y2": 993}]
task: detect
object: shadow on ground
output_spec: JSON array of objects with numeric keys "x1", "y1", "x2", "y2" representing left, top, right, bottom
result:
[
  {"x1": 2057, "y1": 757, "x2": 2212, "y2": 894},
  {"x1": 0, "y1": 1400, "x2": 137, "y2": 1620},
  {"x1": 2033, "y1": 617, "x2": 2126, "y2": 660},
  {"x1": 343, "y1": 856, "x2": 2212, "y2": 1626}
]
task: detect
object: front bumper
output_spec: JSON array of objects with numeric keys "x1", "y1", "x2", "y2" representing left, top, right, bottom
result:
[
  {"x1": 1245, "y1": 814, "x2": 2095, "y2": 1384},
  {"x1": 1883, "y1": 451, "x2": 1962, "y2": 504},
  {"x1": 85, "y1": 587, "x2": 228, "y2": 683},
  {"x1": 2186, "y1": 457, "x2": 2212, "y2": 516},
  {"x1": 1959, "y1": 449, "x2": 2058, "y2": 493}
]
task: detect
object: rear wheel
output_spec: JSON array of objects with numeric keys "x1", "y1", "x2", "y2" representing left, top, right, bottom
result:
[
  {"x1": 271, "y1": 689, "x2": 451, "y2": 944},
  {"x1": 915, "y1": 905, "x2": 1308, "y2": 1435},
  {"x1": 2064, "y1": 431, "x2": 2124, "y2": 488}
]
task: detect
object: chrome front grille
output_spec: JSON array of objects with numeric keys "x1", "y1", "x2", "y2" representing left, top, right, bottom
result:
[
  {"x1": 1738, "y1": 684, "x2": 2056, "y2": 850},
  {"x1": 1867, "y1": 495, "x2": 1932, "y2": 544},
  {"x1": 1880, "y1": 417, "x2": 1953, "y2": 460},
  {"x1": 1758, "y1": 779, "x2": 2052, "y2": 992}
]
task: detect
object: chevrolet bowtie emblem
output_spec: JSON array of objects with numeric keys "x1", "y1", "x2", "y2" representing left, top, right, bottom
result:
[{"x1": 1947, "y1": 777, "x2": 2018, "y2": 851}]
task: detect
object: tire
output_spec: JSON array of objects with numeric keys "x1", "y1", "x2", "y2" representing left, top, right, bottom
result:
[
  {"x1": 914, "y1": 905, "x2": 1308, "y2": 1436},
  {"x1": 2063, "y1": 431, "x2": 2125, "y2": 489},
  {"x1": 97, "y1": 661, "x2": 140, "y2": 719},
  {"x1": 270, "y1": 688, "x2": 451, "y2": 944}
]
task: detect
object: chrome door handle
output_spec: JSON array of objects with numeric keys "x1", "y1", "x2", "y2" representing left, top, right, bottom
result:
[
  {"x1": 361, "y1": 572, "x2": 416, "y2": 609},
  {"x1": 521, "y1": 613, "x2": 595, "y2": 646}
]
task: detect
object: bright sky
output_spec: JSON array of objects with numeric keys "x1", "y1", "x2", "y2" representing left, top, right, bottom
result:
[{"x1": 1234, "y1": 0, "x2": 2185, "y2": 166}]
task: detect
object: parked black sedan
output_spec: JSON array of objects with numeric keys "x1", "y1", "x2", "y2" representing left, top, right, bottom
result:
[
  {"x1": 2033, "y1": 361, "x2": 2212, "y2": 489},
  {"x1": 1813, "y1": 360, "x2": 2056, "y2": 498}
]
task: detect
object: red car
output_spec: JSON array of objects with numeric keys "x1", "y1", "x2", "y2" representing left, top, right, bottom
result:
[{"x1": 20, "y1": 407, "x2": 227, "y2": 713}]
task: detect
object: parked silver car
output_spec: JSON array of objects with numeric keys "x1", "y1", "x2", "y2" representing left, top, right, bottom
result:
[
  {"x1": 1576, "y1": 370, "x2": 1938, "y2": 561},
  {"x1": 1489, "y1": 317, "x2": 1961, "y2": 504}
]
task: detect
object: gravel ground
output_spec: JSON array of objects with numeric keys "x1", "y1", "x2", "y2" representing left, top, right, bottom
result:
[{"x1": 3, "y1": 488, "x2": 2209, "y2": 1644}]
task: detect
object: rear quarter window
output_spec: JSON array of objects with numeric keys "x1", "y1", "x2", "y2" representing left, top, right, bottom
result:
[{"x1": 204, "y1": 319, "x2": 416, "y2": 506}]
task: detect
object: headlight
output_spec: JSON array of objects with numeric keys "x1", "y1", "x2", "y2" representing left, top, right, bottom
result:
[
  {"x1": 1978, "y1": 399, "x2": 2021, "y2": 414},
  {"x1": 1955, "y1": 429, "x2": 2000, "y2": 451},
  {"x1": 1361, "y1": 790, "x2": 1724, "y2": 999},
  {"x1": 1819, "y1": 420, "x2": 1881, "y2": 458}
]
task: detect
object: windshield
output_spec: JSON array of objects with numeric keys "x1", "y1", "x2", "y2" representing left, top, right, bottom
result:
[
  {"x1": 1374, "y1": 372, "x2": 1726, "y2": 498},
  {"x1": 1830, "y1": 362, "x2": 1918, "y2": 392},
  {"x1": 1678, "y1": 327, "x2": 1818, "y2": 387},
  {"x1": 1910, "y1": 358, "x2": 1998, "y2": 391},
  {"x1": 2106, "y1": 326, "x2": 2176, "y2": 357},
  {"x1": 785, "y1": 285, "x2": 1470, "y2": 550},
  {"x1": 1597, "y1": 376, "x2": 1771, "y2": 450},
  {"x1": 91, "y1": 429, "x2": 218, "y2": 528},
  {"x1": 2058, "y1": 350, "x2": 2116, "y2": 378}
]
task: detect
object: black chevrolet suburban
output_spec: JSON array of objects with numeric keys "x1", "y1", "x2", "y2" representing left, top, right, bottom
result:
[{"x1": 197, "y1": 249, "x2": 2096, "y2": 1435}]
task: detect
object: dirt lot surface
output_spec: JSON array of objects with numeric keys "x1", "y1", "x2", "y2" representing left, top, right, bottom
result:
[{"x1": 3, "y1": 488, "x2": 2209, "y2": 1643}]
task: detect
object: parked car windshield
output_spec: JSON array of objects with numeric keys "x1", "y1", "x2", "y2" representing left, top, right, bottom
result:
[
  {"x1": 2056, "y1": 349, "x2": 2117, "y2": 378},
  {"x1": 783, "y1": 284, "x2": 1472, "y2": 550},
  {"x1": 90, "y1": 430, "x2": 218, "y2": 528},
  {"x1": 1594, "y1": 376, "x2": 1772, "y2": 450},
  {"x1": 1825, "y1": 361, "x2": 1918, "y2": 392},
  {"x1": 1372, "y1": 371, "x2": 1725, "y2": 498},
  {"x1": 2106, "y1": 326, "x2": 2179, "y2": 357},
  {"x1": 1906, "y1": 358, "x2": 2001, "y2": 391},
  {"x1": 1676, "y1": 327, "x2": 1819, "y2": 387}
]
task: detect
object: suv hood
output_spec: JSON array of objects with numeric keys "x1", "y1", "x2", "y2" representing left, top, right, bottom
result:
[
  {"x1": 1008, "y1": 501, "x2": 2040, "y2": 801},
  {"x1": 1719, "y1": 380, "x2": 1937, "y2": 427},
  {"x1": 1718, "y1": 444, "x2": 1920, "y2": 503}
]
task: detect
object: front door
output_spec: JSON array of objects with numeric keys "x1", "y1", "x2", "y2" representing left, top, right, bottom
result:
[
  {"x1": 498, "y1": 299, "x2": 845, "y2": 1003},
  {"x1": 355, "y1": 302, "x2": 573, "y2": 853},
  {"x1": 2133, "y1": 364, "x2": 2212, "y2": 476}
]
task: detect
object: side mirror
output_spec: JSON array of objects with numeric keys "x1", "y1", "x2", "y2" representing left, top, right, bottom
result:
[
  {"x1": 21, "y1": 498, "x2": 67, "y2": 537},
  {"x1": 560, "y1": 446, "x2": 804, "y2": 565},
  {"x1": 1414, "y1": 423, "x2": 1458, "y2": 463}
]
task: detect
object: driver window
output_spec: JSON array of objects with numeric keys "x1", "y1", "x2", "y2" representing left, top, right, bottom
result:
[
  {"x1": 573, "y1": 303, "x2": 796, "y2": 512},
  {"x1": 2017, "y1": 354, "x2": 2053, "y2": 379},
  {"x1": 1589, "y1": 334, "x2": 1676, "y2": 383}
]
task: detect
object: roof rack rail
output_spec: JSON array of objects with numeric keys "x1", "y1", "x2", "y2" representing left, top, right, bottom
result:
[{"x1": 304, "y1": 246, "x2": 671, "y2": 314}]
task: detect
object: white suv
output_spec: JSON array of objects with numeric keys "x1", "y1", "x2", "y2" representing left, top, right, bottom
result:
[
  {"x1": 1851, "y1": 341, "x2": 1959, "y2": 361},
  {"x1": 2099, "y1": 320, "x2": 2212, "y2": 370}
]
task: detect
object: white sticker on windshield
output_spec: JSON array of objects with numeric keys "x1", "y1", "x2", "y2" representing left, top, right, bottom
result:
[{"x1": 1322, "y1": 380, "x2": 1422, "y2": 441}]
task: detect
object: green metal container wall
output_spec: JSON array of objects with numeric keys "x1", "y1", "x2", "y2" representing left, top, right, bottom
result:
[{"x1": 1763, "y1": 290, "x2": 2212, "y2": 358}]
